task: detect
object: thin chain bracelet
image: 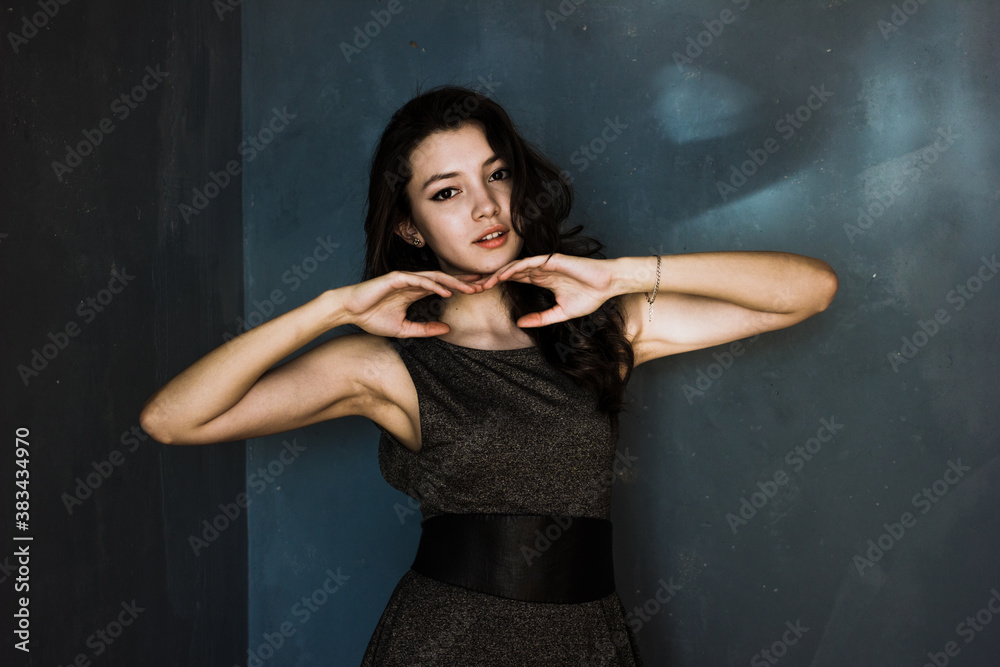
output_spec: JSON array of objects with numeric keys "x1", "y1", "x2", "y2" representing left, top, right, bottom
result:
[{"x1": 644, "y1": 255, "x2": 661, "y2": 323}]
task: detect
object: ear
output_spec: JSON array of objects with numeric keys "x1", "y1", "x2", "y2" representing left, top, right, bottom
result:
[{"x1": 394, "y1": 218, "x2": 419, "y2": 245}]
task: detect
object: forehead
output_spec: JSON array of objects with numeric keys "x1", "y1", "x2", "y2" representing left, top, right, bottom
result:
[{"x1": 407, "y1": 122, "x2": 493, "y2": 172}]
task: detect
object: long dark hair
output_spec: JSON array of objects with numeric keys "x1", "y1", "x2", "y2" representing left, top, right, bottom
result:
[{"x1": 360, "y1": 84, "x2": 634, "y2": 430}]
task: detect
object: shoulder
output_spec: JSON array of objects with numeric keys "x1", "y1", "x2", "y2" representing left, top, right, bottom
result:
[
  {"x1": 325, "y1": 331, "x2": 411, "y2": 399},
  {"x1": 332, "y1": 332, "x2": 420, "y2": 450}
]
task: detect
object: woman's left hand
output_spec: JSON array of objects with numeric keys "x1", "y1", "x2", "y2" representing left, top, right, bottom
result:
[{"x1": 480, "y1": 253, "x2": 616, "y2": 327}]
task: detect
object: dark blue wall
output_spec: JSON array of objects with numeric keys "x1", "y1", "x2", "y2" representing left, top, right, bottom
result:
[
  {"x1": 3, "y1": 1, "x2": 246, "y2": 665},
  {"x1": 242, "y1": 2, "x2": 1000, "y2": 665}
]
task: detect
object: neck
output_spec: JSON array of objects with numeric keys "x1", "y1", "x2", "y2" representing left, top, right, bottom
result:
[{"x1": 437, "y1": 286, "x2": 534, "y2": 348}]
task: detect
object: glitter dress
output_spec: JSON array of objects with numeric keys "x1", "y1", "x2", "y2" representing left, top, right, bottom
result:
[{"x1": 360, "y1": 335, "x2": 643, "y2": 666}]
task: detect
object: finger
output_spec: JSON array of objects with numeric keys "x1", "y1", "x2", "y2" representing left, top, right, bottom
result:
[
  {"x1": 483, "y1": 258, "x2": 545, "y2": 289},
  {"x1": 499, "y1": 269, "x2": 553, "y2": 288},
  {"x1": 468, "y1": 275, "x2": 496, "y2": 289},
  {"x1": 516, "y1": 305, "x2": 568, "y2": 328},
  {"x1": 400, "y1": 320, "x2": 450, "y2": 337},
  {"x1": 516, "y1": 312, "x2": 541, "y2": 328},
  {"x1": 436, "y1": 273, "x2": 482, "y2": 293},
  {"x1": 412, "y1": 275, "x2": 455, "y2": 298},
  {"x1": 480, "y1": 261, "x2": 521, "y2": 289},
  {"x1": 500, "y1": 255, "x2": 555, "y2": 281},
  {"x1": 420, "y1": 270, "x2": 479, "y2": 286},
  {"x1": 516, "y1": 311, "x2": 549, "y2": 328},
  {"x1": 498, "y1": 258, "x2": 538, "y2": 280},
  {"x1": 414, "y1": 270, "x2": 480, "y2": 287}
]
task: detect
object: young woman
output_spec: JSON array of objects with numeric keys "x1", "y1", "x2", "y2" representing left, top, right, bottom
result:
[{"x1": 140, "y1": 85, "x2": 838, "y2": 665}]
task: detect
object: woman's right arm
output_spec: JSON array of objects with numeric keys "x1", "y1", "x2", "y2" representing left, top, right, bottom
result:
[{"x1": 138, "y1": 271, "x2": 481, "y2": 445}]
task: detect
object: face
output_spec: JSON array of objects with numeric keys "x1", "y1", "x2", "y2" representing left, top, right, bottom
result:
[{"x1": 396, "y1": 122, "x2": 524, "y2": 276}]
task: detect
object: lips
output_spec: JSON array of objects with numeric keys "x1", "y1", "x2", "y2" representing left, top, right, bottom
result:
[{"x1": 473, "y1": 225, "x2": 508, "y2": 244}]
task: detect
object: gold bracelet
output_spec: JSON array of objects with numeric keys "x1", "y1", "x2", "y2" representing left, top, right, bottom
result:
[{"x1": 644, "y1": 255, "x2": 661, "y2": 323}]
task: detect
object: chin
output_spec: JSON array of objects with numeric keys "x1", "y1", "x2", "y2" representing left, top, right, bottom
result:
[
  {"x1": 443, "y1": 237, "x2": 524, "y2": 275},
  {"x1": 490, "y1": 242, "x2": 523, "y2": 270}
]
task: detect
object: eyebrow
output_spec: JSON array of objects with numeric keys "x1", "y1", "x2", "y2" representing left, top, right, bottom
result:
[{"x1": 420, "y1": 155, "x2": 502, "y2": 192}]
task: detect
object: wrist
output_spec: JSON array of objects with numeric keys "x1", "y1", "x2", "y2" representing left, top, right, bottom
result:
[
  {"x1": 610, "y1": 256, "x2": 661, "y2": 296},
  {"x1": 316, "y1": 287, "x2": 355, "y2": 330}
]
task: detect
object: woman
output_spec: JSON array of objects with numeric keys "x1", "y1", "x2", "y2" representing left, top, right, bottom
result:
[{"x1": 140, "y1": 85, "x2": 837, "y2": 665}]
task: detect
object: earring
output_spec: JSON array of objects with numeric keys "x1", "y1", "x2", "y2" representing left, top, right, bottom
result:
[{"x1": 413, "y1": 238, "x2": 423, "y2": 247}]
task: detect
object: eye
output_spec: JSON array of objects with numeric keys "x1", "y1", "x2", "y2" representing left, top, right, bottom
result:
[
  {"x1": 431, "y1": 187, "x2": 459, "y2": 201},
  {"x1": 489, "y1": 168, "x2": 511, "y2": 182}
]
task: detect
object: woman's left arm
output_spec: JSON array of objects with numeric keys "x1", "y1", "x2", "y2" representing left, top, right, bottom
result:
[
  {"x1": 611, "y1": 252, "x2": 838, "y2": 366},
  {"x1": 482, "y1": 251, "x2": 838, "y2": 367}
]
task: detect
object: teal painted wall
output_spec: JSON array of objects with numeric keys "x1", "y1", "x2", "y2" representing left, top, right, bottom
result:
[{"x1": 241, "y1": 2, "x2": 1000, "y2": 665}]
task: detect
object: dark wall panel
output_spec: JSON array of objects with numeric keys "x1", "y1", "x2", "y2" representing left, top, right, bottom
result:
[{"x1": 2, "y1": 1, "x2": 246, "y2": 665}]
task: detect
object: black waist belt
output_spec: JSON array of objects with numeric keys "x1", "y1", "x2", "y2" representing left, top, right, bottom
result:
[{"x1": 410, "y1": 513, "x2": 615, "y2": 604}]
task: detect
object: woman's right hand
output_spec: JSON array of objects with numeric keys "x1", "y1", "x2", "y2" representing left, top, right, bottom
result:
[{"x1": 341, "y1": 270, "x2": 483, "y2": 338}]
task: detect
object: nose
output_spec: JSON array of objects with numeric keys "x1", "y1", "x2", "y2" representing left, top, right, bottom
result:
[{"x1": 471, "y1": 182, "x2": 500, "y2": 220}]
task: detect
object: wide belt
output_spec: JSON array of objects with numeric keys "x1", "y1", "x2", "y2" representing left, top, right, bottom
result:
[{"x1": 410, "y1": 513, "x2": 615, "y2": 604}]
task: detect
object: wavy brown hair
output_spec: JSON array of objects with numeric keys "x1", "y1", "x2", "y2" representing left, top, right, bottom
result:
[{"x1": 359, "y1": 84, "x2": 634, "y2": 429}]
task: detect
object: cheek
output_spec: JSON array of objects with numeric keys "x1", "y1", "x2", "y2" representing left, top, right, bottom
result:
[
  {"x1": 410, "y1": 204, "x2": 448, "y2": 242},
  {"x1": 509, "y1": 232, "x2": 525, "y2": 257}
]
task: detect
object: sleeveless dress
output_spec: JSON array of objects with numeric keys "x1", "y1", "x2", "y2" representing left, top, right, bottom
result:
[{"x1": 360, "y1": 335, "x2": 644, "y2": 666}]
